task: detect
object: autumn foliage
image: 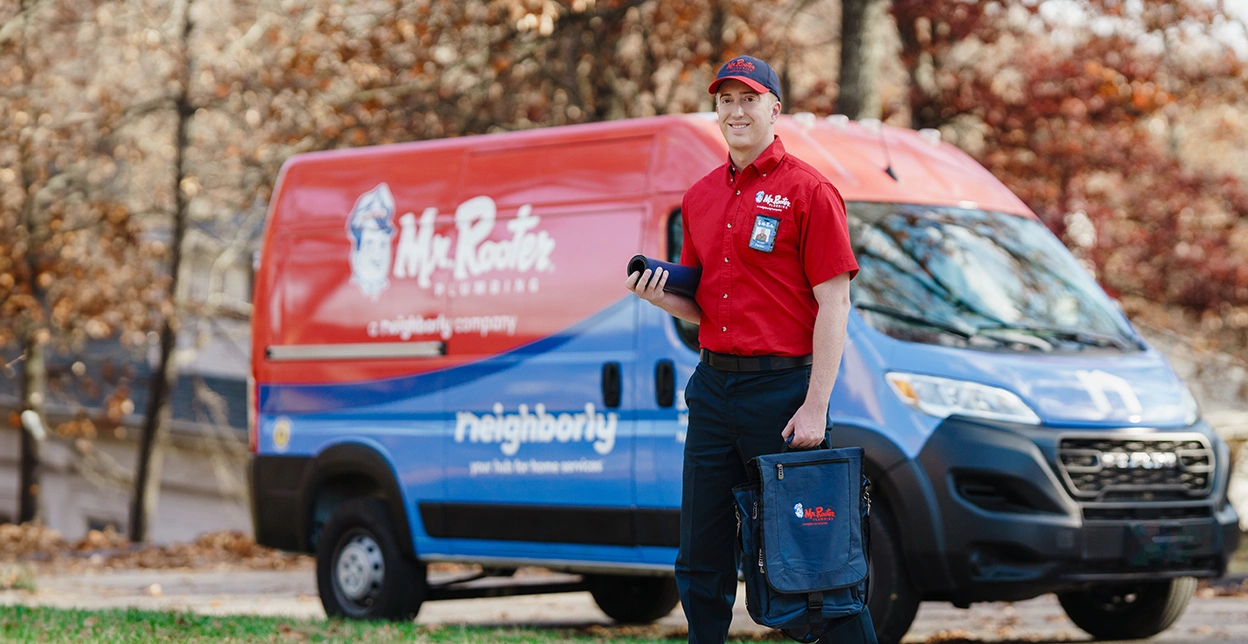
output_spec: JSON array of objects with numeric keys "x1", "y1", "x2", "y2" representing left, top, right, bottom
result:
[
  {"x1": 1, "y1": 0, "x2": 1248, "y2": 407},
  {"x1": 889, "y1": 0, "x2": 1248, "y2": 350}
]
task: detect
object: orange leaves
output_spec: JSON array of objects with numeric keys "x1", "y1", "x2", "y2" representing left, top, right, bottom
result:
[{"x1": 1129, "y1": 81, "x2": 1170, "y2": 111}]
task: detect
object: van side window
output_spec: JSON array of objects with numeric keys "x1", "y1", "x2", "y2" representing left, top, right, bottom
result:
[{"x1": 667, "y1": 209, "x2": 699, "y2": 352}]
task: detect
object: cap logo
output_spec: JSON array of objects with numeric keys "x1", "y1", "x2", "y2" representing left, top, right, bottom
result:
[{"x1": 727, "y1": 58, "x2": 755, "y2": 72}]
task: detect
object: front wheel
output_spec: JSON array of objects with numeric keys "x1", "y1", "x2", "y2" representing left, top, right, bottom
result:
[
  {"x1": 585, "y1": 574, "x2": 680, "y2": 623},
  {"x1": 316, "y1": 498, "x2": 427, "y2": 620},
  {"x1": 866, "y1": 500, "x2": 920, "y2": 644},
  {"x1": 1057, "y1": 576, "x2": 1196, "y2": 640}
]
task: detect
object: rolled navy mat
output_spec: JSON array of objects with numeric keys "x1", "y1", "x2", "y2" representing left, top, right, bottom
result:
[{"x1": 627, "y1": 255, "x2": 701, "y2": 300}]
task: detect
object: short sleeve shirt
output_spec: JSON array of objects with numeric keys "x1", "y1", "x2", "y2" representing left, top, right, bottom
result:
[{"x1": 680, "y1": 137, "x2": 858, "y2": 357}]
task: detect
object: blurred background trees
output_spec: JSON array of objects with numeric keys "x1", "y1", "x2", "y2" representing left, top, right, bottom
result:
[
  {"x1": 1, "y1": 0, "x2": 1246, "y2": 537},
  {"x1": 888, "y1": 0, "x2": 1248, "y2": 343},
  {"x1": 1, "y1": 0, "x2": 163, "y2": 523}
]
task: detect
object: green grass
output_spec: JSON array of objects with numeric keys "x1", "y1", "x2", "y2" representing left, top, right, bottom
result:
[{"x1": 0, "y1": 605, "x2": 782, "y2": 643}]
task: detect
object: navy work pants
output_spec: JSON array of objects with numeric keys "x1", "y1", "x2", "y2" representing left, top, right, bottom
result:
[{"x1": 675, "y1": 362, "x2": 876, "y2": 644}]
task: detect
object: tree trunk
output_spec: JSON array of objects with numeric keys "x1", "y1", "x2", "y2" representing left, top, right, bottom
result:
[
  {"x1": 14, "y1": 0, "x2": 46, "y2": 526},
  {"x1": 130, "y1": 318, "x2": 178, "y2": 540},
  {"x1": 129, "y1": 1, "x2": 193, "y2": 542},
  {"x1": 17, "y1": 336, "x2": 45, "y2": 524},
  {"x1": 836, "y1": 0, "x2": 879, "y2": 119},
  {"x1": 708, "y1": 2, "x2": 727, "y2": 72}
]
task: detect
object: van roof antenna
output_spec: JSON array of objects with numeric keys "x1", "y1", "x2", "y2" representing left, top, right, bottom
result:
[{"x1": 860, "y1": 118, "x2": 899, "y2": 182}]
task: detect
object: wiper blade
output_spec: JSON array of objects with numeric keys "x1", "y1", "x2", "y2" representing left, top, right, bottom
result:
[
  {"x1": 976, "y1": 324, "x2": 1136, "y2": 350},
  {"x1": 854, "y1": 303, "x2": 974, "y2": 339}
]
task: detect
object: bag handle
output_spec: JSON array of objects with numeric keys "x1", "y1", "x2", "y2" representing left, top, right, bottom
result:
[{"x1": 781, "y1": 429, "x2": 831, "y2": 452}]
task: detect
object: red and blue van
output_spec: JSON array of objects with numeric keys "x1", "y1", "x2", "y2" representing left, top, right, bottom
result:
[{"x1": 251, "y1": 114, "x2": 1239, "y2": 642}]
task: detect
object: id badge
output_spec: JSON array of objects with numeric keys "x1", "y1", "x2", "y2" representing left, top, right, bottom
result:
[{"x1": 748, "y1": 215, "x2": 780, "y2": 252}]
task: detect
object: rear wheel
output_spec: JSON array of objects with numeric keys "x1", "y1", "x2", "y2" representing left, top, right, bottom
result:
[
  {"x1": 316, "y1": 498, "x2": 427, "y2": 620},
  {"x1": 585, "y1": 574, "x2": 680, "y2": 623},
  {"x1": 866, "y1": 501, "x2": 920, "y2": 644},
  {"x1": 1057, "y1": 576, "x2": 1196, "y2": 640}
]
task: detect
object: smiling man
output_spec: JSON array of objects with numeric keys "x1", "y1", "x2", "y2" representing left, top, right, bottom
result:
[{"x1": 625, "y1": 56, "x2": 867, "y2": 643}]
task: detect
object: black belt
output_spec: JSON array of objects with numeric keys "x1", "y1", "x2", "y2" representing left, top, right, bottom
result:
[{"x1": 699, "y1": 349, "x2": 813, "y2": 373}]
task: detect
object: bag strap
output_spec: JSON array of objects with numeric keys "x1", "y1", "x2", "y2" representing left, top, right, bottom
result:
[
  {"x1": 862, "y1": 474, "x2": 872, "y2": 603},
  {"x1": 806, "y1": 591, "x2": 825, "y2": 640}
]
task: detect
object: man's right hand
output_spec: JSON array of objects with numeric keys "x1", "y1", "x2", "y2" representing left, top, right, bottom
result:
[
  {"x1": 625, "y1": 267, "x2": 669, "y2": 306},
  {"x1": 626, "y1": 267, "x2": 703, "y2": 325}
]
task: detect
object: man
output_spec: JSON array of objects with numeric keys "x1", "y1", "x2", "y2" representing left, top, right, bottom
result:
[{"x1": 625, "y1": 56, "x2": 864, "y2": 643}]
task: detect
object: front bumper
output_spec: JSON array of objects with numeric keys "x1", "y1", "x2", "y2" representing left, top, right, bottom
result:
[
  {"x1": 912, "y1": 417, "x2": 1240, "y2": 603},
  {"x1": 250, "y1": 454, "x2": 313, "y2": 553}
]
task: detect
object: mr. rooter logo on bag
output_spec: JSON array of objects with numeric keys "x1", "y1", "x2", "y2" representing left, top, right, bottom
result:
[{"x1": 793, "y1": 502, "x2": 836, "y2": 527}]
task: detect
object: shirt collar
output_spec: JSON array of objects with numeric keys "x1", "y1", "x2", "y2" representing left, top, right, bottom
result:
[{"x1": 725, "y1": 136, "x2": 786, "y2": 184}]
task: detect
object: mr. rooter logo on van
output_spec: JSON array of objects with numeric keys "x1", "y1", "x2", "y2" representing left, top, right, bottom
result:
[{"x1": 345, "y1": 183, "x2": 557, "y2": 301}]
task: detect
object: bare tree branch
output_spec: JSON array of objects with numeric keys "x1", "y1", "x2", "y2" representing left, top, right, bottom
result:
[{"x1": 0, "y1": 0, "x2": 54, "y2": 47}]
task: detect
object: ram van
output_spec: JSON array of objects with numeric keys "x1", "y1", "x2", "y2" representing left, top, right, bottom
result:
[{"x1": 250, "y1": 114, "x2": 1239, "y2": 643}]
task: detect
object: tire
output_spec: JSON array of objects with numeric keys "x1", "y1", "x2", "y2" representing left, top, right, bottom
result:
[
  {"x1": 866, "y1": 501, "x2": 920, "y2": 644},
  {"x1": 585, "y1": 574, "x2": 681, "y2": 623},
  {"x1": 316, "y1": 498, "x2": 427, "y2": 620},
  {"x1": 1057, "y1": 576, "x2": 1196, "y2": 640}
]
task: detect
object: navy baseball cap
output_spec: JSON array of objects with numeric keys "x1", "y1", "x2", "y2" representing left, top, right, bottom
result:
[{"x1": 708, "y1": 56, "x2": 782, "y2": 104}]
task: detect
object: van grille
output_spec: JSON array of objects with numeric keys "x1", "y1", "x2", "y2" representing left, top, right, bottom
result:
[{"x1": 1056, "y1": 436, "x2": 1213, "y2": 501}]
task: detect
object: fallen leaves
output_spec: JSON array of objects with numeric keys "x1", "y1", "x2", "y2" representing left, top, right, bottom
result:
[
  {"x1": 1197, "y1": 577, "x2": 1248, "y2": 598},
  {"x1": 0, "y1": 523, "x2": 312, "y2": 573},
  {"x1": 0, "y1": 523, "x2": 66, "y2": 559},
  {"x1": 0, "y1": 564, "x2": 36, "y2": 591}
]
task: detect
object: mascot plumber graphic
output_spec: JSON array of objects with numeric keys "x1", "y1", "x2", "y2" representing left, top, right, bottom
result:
[{"x1": 346, "y1": 183, "x2": 397, "y2": 300}]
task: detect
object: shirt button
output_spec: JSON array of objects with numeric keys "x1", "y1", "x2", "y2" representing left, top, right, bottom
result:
[
  {"x1": 727, "y1": 223, "x2": 732, "y2": 229},
  {"x1": 722, "y1": 293, "x2": 727, "y2": 298},
  {"x1": 735, "y1": 190, "x2": 740, "y2": 195},
  {"x1": 762, "y1": 173, "x2": 767, "y2": 177},
  {"x1": 721, "y1": 326, "x2": 727, "y2": 332},
  {"x1": 723, "y1": 257, "x2": 729, "y2": 262}
]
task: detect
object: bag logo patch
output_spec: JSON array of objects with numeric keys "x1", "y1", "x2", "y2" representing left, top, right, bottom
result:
[
  {"x1": 799, "y1": 504, "x2": 836, "y2": 526},
  {"x1": 748, "y1": 215, "x2": 779, "y2": 252}
]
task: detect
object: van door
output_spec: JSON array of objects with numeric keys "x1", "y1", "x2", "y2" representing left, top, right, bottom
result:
[
  {"x1": 430, "y1": 137, "x2": 651, "y2": 560},
  {"x1": 632, "y1": 206, "x2": 700, "y2": 557}
]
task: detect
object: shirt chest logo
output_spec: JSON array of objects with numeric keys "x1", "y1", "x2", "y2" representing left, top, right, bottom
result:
[
  {"x1": 748, "y1": 215, "x2": 780, "y2": 252},
  {"x1": 755, "y1": 190, "x2": 791, "y2": 211}
]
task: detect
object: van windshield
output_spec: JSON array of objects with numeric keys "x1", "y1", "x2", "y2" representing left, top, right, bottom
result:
[{"x1": 848, "y1": 203, "x2": 1140, "y2": 353}]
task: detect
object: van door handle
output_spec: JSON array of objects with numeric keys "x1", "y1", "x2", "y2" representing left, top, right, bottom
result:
[
  {"x1": 655, "y1": 359, "x2": 675, "y2": 408},
  {"x1": 602, "y1": 362, "x2": 621, "y2": 408}
]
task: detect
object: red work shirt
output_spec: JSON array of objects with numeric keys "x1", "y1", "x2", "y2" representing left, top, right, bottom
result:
[{"x1": 680, "y1": 137, "x2": 858, "y2": 357}]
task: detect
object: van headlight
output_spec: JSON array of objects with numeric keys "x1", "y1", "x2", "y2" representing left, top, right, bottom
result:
[{"x1": 885, "y1": 372, "x2": 1041, "y2": 425}]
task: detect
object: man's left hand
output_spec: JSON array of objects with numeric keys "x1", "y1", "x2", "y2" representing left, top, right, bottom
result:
[{"x1": 781, "y1": 400, "x2": 827, "y2": 449}]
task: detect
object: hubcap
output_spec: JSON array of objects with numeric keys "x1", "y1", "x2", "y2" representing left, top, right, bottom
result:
[{"x1": 335, "y1": 533, "x2": 385, "y2": 603}]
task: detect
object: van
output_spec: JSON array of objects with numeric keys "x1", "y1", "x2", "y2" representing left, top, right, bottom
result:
[{"x1": 250, "y1": 114, "x2": 1240, "y2": 643}]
